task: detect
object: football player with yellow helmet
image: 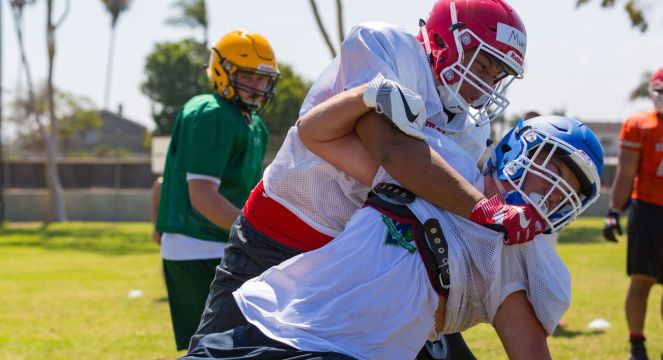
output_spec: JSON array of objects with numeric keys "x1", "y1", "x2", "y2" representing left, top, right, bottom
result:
[{"x1": 156, "y1": 30, "x2": 279, "y2": 350}]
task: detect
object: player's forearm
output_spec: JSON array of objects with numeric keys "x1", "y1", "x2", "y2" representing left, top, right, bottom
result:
[
  {"x1": 189, "y1": 181, "x2": 240, "y2": 230},
  {"x1": 296, "y1": 84, "x2": 369, "y2": 144},
  {"x1": 608, "y1": 150, "x2": 639, "y2": 211},
  {"x1": 192, "y1": 193, "x2": 240, "y2": 230},
  {"x1": 608, "y1": 174, "x2": 633, "y2": 211},
  {"x1": 356, "y1": 115, "x2": 484, "y2": 218},
  {"x1": 384, "y1": 142, "x2": 484, "y2": 217},
  {"x1": 150, "y1": 177, "x2": 162, "y2": 226}
]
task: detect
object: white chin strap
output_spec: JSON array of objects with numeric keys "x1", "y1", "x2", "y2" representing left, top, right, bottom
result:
[
  {"x1": 437, "y1": 52, "x2": 515, "y2": 127},
  {"x1": 491, "y1": 171, "x2": 508, "y2": 198},
  {"x1": 438, "y1": 84, "x2": 494, "y2": 113}
]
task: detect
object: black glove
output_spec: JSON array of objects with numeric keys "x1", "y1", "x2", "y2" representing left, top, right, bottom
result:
[{"x1": 602, "y1": 209, "x2": 622, "y2": 242}]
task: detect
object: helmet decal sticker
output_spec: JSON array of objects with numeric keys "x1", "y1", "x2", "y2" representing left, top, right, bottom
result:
[{"x1": 496, "y1": 23, "x2": 527, "y2": 55}]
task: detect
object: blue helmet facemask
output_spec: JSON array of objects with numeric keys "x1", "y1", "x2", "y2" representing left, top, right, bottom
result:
[{"x1": 486, "y1": 116, "x2": 604, "y2": 233}]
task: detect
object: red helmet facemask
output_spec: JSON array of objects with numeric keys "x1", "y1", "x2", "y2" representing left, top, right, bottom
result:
[{"x1": 418, "y1": 0, "x2": 527, "y2": 127}]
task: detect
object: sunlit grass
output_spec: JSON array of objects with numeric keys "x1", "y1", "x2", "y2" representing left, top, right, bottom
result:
[
  {"x1": 0, "y1": 219, "x2": 661, "y2": 359},
  {"x1": 0, "y1": 222, "x2": 183, "y2": 360},
  {"x1": 464, "y1": 218, "x2": 663, "y2": 359}
]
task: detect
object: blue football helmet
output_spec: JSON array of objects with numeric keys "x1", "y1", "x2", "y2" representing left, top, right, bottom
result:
[{"x1": 486, "y1": 115, "x2": 604, "y2": 232}]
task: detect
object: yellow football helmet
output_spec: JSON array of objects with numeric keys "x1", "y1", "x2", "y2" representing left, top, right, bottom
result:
[{"x1": 208, "y1": 30, "x2": 280, "y2": 114}]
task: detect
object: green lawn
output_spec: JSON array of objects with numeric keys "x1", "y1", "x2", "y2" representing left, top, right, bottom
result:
[
  {"x1": 464, "y1": 218, "x2": 663, "y2": 359},
  {"x1": 0, "y1": 219, "x2": 661, "y2": 359},
  {"x1": 0, "y1": 223, "x2": 184, "y2": 360}
]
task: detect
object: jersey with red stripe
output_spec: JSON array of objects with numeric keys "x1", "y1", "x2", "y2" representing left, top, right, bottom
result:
[
  {"x1": 619, "y1": 111, "x2": 663, "y2": 206},
  {"x1": 253, "y1": 22, "x2": 490, "y2": 250}
]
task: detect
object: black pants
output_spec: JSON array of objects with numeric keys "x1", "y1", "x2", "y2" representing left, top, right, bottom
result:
[
  {"x1": 184, "y1": 323, "x2": 353, "y2": 360},
  {"x1": 627, "y1": 200, "x2": 663, "y2": 283},
  {"x1": 189, "y1": 214, "x2": 302, "y2": 351}
]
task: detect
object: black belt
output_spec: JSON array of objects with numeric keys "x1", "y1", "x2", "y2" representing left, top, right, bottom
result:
[{"x1": 367, "y1": 183, "x2": 451, "y2": 295}]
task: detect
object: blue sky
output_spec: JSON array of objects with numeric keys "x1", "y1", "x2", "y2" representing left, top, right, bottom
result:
[{"x1": 2, "y1": 0, "x2": 662, "y2": 133}]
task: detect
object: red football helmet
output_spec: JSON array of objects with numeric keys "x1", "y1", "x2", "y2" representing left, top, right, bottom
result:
[
  {"x1": 650, "y1": 67, "x2": 663, "y2": 113},
  {"x1": 417, "y1": 0, "x2": 527, "y2": 126}
]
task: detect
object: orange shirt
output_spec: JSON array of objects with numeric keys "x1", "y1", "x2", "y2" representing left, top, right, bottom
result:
[{"x1": 619, "y1": 111, "x2": 663, "y2": 206}]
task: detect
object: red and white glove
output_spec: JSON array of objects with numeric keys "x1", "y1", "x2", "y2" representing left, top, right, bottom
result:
[{"x1": 470, "y1": 195, "x2": 546, "y2": 245}]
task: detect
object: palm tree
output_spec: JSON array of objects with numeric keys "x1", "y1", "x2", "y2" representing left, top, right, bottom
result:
[
  {"x1": 166, "y1": 0, "x2": 208, "y2": 46},
  {"x1": 44, "y1": 0, "x2": 71, "y2": 221},
  {"x1": 575, "y1": 0, "x2": 655, "y2": 32},
  {"x1": 308, "y1": 0, "x2": 345, "y2": 59},
  {"x1": 10, "y1": 0, "x2": 69, "y2": 222},
  {"x1": 101, "y1": 0, "x2": 130, "y2": 110}
]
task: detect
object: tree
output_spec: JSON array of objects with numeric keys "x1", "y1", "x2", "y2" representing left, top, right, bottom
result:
[
  {"x1": 10, "y1": 86, "x2": 102, "y2": 155},
  {"x1": 9, "y1": 0, "x2": 68, "y2": 221},
  {"x1": 101, "y1": 0, "x2": 131, "y2": 109},
  {"x1": 575, "y1": 0, "x2": 653, "y2": 32},
  {"x1": 261, "y1": 64, "x2": 312, "y2": 138},
  {"x1": 575, "y1": 2, "x2": 659, "y2": 102},
  {"x1": 141, "y1": 39, "x2": 209, "y2": 135},
  {"x1": 44, "y1": 0, "x2": 70, "y2": 221},
  {"x1": 308, "y1": 0, "x2": 345, "y2": 58},
  {"x1": 165, "y1": 0, "x2": 208, "y2": 46},
  {"x1": 141, "y1": 41, "x2": 311, "y2": 138},
  {"x1": 58, "y1": 93, "x2": 102, "y2": 154},
  {"x1": 629, "y1": 71, "x2": 653, "y2": 101},
  {"x1": 5, "y1": 0, "x2": 39, "y2": 223}
]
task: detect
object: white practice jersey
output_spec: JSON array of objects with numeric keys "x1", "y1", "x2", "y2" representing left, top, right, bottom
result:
[
  {"x1": 235, "y1": 130, "x2": 571, "y2": 360},
  {"x1": 263, "y1": 22, "x2": 490, "y2": 237}
]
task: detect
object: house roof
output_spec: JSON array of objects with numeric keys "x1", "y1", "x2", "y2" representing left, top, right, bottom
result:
[
  {"x1": 97, "y1": 110, "x2": 147, "y2": 131},
  {"x1": 583, "y1": 120, "x2": 623, "y2": 133}
]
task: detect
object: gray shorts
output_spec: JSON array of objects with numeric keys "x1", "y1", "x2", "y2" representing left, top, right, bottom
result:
[{"x1": 188, "y1": 213, "x2": 302, "y2": 352}]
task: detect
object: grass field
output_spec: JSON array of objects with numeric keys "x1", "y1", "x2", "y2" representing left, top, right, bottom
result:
[{"x1": 0, "y1": 219, "x2": 661, "y2": 360}]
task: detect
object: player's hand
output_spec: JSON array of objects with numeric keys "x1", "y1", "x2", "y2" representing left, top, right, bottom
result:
[
  {"x1": 152, "y1": 231, "x2": 162, "y2": 245},
  {"x1": 363, "y1": 73, "x2": 427, "y2": 141},
  {"x1": 602, "y1": 209, "x2": 622, "y2": 242},
  {"x1": 470, "y1": 195, "x2": 546, "y2": 245}
]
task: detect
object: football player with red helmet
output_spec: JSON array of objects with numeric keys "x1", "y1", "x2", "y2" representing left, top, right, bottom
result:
[
  {"x1": 604, "y1": 67, "x2": 663, "y2": 360},
  {"x1": 189, "y1": 1, "x2": 534, "y2": 358}
]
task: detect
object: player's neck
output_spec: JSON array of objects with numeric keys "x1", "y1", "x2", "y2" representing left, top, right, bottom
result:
[
  {"x1": 483, "y1": 175, "x2": 500, "y2": 200},
  {"x1": 483, "y1": 173, "x2": 511, "y2": 201}
]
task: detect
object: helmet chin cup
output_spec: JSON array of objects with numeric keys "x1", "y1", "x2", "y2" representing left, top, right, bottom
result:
[
  {"x1": 437, "y1": 51, "x2": 515, "y2": 127},
  {"x1": 438, "y1": 82, "x2": 466, "y2": 114}
]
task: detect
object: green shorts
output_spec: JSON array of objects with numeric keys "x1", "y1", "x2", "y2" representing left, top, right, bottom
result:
[{"x1": 163, "y1": 258, "x2": 221, "y2": 350}]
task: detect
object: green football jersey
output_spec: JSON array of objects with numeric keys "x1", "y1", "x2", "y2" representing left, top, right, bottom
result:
[{"x1": 156, "y1": 93, "x2": 269, "y2": 242}]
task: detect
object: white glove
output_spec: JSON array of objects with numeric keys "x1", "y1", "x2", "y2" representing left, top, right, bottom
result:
[{"x1": 363, "y1": 73, "x2": 427, "y2": 141}]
